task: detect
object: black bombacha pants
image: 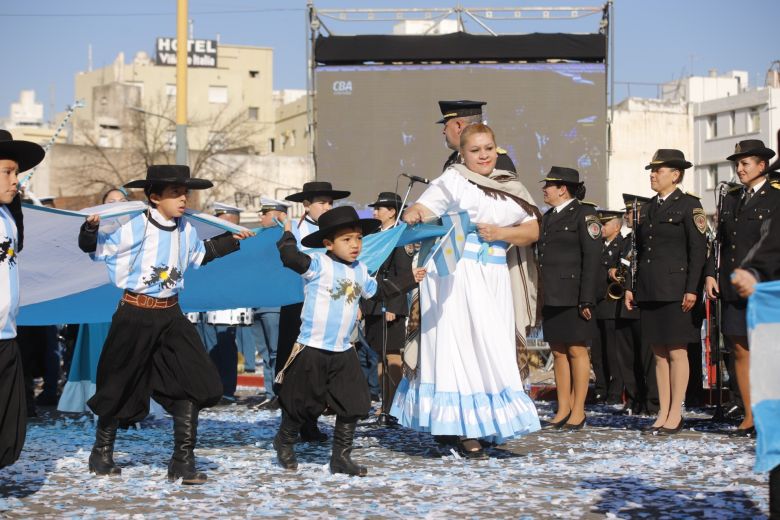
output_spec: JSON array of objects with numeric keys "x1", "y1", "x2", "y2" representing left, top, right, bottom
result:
[
  {"x1": 278, "y1": 345, "x2": 371, "y2": 425},
  {"x1": 0, "y1": 339, "x2": 26, "y2": 469},
  {"x1": 87, "y1": 301, "x2": 223, "y2": 424}
]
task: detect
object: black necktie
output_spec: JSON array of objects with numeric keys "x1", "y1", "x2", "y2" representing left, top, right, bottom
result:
[
  {"x1": 657, "y1": 198, "x2": 664, "y2": 206},
  {"x1": 745, "y1": 189, "x2": 754, "y2": 203}
]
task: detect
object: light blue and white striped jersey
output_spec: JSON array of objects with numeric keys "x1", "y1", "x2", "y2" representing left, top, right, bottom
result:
[
  {"x1": 291, "y1": 216, "x2": 319, "y2": 250},
  {"x1": 92, "y1": 208, "x2": 206, "y2": 298},
  {"x1": 0, "y1": 205, "x2": 19, "y2": 339},
  {"x1": 297, "y1": 252, "x2": 377, "y2": 352}
]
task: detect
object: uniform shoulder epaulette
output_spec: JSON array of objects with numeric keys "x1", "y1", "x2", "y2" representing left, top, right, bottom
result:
[
  {"x1": 497, "y1": 146, "x2": 508, "y2": 155},
  {"x1": 728, "y1": 185, "x2": 743, "y2": 193},
  {"x1": 580, "y1": 200, "x2": 598, "y2": 207},
  {"x1": 685, "y1": 191, "x2": 700, "y2": 200},
  {"x1": 771, "y1": 181, "x2": 780, "y2": 190}
]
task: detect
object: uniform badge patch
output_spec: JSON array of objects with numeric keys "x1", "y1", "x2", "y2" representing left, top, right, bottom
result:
[
  {"x1": 585, "y1": 215, "x2": 602, "y2": 240},
  {"x1": 693, "y1": 208, "x2": 707, "y2": 235}
]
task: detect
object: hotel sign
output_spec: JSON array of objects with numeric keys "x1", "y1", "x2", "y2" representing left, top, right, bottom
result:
[{"x1": 155, "y1": 37, "x2": 218, "y2": 68}]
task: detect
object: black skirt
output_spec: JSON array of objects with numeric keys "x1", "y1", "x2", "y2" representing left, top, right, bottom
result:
[
  {"x1": 87, "y1": 301, "x2": 223, "y2": 424},
  {"x1": 542, "y1": 305, "x2": 597, "y2": 344},
  {"x1": 722, "y1": 300, "x2": 748, "y2": 339},
  {"x1": 363, "y1": 314, "x2": 406, "y2": 355},
  {"x1": 640, "y1": 301, "x2": 702, "y2": 346},
  {"x1": 277, "y1": 345, "x2": 371, "y2": 424},
  {"x1": 0, "y1": 339, "x2": 27, "y2": 469}
]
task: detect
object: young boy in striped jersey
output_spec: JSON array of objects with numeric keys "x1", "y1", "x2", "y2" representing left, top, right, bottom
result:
[
  {"x1": 274, "y1": 205, "x2": 425, "y2": 476},
  {"x1": 0, "y1": 130, "x2": 44, "y2": 469},
  {"x1": 78, "y1": 165, "x2": 252, "y2": 485}
]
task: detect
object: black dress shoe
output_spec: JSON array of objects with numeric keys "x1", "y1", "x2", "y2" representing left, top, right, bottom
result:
[
  {"x1": 433, "y1": 435, "x2": 459, "y2": 446},
  {"x1": 561, "y1": 417, "x2": 586, "y2": 431},
  {"x1": 728, "y1": 426, "x2": 755, "y2": 438},
  {"x1": 657, "y1": 419, "x2": 684, "y2": 436},
  {"x1": 541, "y1": 413, "x2": 571, "y2": 430},
  {"x1": 458, "y1": 438, "x2": 488, "y2": 460},
  {"x1": 640, "y1": 424, "x2": 661, "y2": 436}
]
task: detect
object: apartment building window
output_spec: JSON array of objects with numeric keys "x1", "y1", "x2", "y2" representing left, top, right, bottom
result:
[
  {"x1": 269, "y1": 137, "x2": 275, "y2": 153},
  {"x1": 248, "y1": 107, "x2": 259, "y2": 120},
  {"x1": 706, "y1": 164, "x2": 718, "y2": 190},
  {"x1": 748, "y1": 107, "x2": 760, "y2": 133},
  {"x1": 126, "y1": 81, "x2": 144, "y2": 99},
  {"x1": 707, "y1": 115, "x2": 718, "y2": 139},
  {"x1": 728, "y1": 111, "x2": 735, "y2": 135},
  {"x1": 208, "y1": 86, "x2": 228, "y2": 104},
  {"x1": 165, "y1": 84, "x2": 176, "y2": 97},
  {"x1": 289, "y1": 130, "x2": 297, "y2": 147},
  {"x1": 165, "y1": 131, "x2": 176, "y2": 151},
  {"x1": 249, "y1": 70, "x2": 259, "y2": 78}
]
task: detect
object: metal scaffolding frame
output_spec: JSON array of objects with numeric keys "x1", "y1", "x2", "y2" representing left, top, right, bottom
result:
[{"x1": 305, "y1": 2, "x2": 614, "y2": 193}]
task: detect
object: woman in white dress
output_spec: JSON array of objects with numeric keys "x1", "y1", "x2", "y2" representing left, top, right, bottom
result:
[{"x1": 391, "y1": 123, "x2": 541, "y2": 458}]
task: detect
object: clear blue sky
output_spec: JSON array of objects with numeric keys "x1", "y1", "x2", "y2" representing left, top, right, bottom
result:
[{"x1": 1, "y1": 0, "x2": 778, "y2": 121}]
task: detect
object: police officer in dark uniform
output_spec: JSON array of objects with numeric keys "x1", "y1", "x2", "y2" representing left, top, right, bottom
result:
[
  {"x1": 625, "y1": 149, "x2": 707, "y2": 435},
  {"x1": 613, "y1": 194, "x2": 658, "y2": 416},
  {"x1": 437, "y1": 100, "x2": 516, "y2": 172},
  {"x1": 704, "y1": 139, "x2": 779, "y2": 437},
  {"x1": 592, "y1": 209, "x2": 626, "y2": 405},
  {"x1": 538, "y1": 166, "x2": 601, "y2": 430}
]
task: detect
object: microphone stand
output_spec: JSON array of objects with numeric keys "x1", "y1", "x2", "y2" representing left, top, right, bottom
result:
[
  {"x1": 395, "y1": 175, "x2": 417, "y2": 227},
  {"x1": 709, "y1": 182, "x2": 729, "y2": 422}
]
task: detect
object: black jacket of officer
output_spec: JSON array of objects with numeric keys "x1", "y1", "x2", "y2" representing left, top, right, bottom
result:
[
  {"x1": 741, "y1": 212, "x2": 780, "y2": 282},
  {"x1": 632, "y1": 188, "x2": 707, "y2": 302},
  {"x1": 360, "y1": 245, "x2": 413, "y2": 317},
  {"x1": 539, "y1": 199, "x2": 602, "y2": 307},
  {"x1": 705, "y1": 142, "x2": 780, "y2": 301},
  {"x1": 595, "y1": 233, "x2": 624, "y2": 319}
]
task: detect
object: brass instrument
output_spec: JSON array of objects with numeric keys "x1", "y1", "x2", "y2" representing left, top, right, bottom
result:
[{"x1": 607, "y1": 264, "x2": 627, "y2": 300}]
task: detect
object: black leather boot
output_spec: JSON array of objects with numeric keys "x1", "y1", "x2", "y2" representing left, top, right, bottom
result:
[
  {"x1": 168, "y1": 400, "x2": 207, "y2": 485},
  {"x1": 273, "y1": 413, "x2": 300, "y2": 470},
  {"x1": 299, "y1": 419, "x2": 328, "y2": 443},
  {"x1": 89, "y1": 416, "x2": 121, "y2": 476},
  {"x1": 330, "y1": 419, "x2": 367, "y2": 477}
]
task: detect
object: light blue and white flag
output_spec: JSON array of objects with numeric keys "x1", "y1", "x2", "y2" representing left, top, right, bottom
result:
[
  {"x1": 747, "y1": 279, "x2": 780, "y2": 473},
  {"x1": 425, "y1": 211, "x2": 473, "y2": 276},
  {"x1": 17, "y1": 205, "x2": 449, "y2": 325}
]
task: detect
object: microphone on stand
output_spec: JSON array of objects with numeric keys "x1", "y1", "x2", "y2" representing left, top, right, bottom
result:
[{"x1": 402, "y1": 173, "x2": 430, "y2": 185}]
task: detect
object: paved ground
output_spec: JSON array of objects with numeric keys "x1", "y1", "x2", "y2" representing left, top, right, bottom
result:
[{"x1": 0, "y1": 400, "x2": 769, "y2": 519}]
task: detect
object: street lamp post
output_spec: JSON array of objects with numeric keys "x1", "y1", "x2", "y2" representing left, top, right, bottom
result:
[{"x1": 175, "y1": 0, "x2": 189, "y2": 167}]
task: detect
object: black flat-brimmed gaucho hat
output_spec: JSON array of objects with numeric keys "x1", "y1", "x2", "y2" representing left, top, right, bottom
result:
[
  {"x1": 124, "y1": 165, "x2": 213, "y2": 190},
  {"x1": 285, "y1": 181, "x2": 350, "y2": 203},
  {"x1": 0, "y1": 129, "x2": 45, "y2": 173},
  {"x1": 726, "y1": 139, "x2": 775, "y2": 162},
  {"x1": 300, "y1": 206, "x2": 380, "y2": 249},
  {"x1": 368, "y1": 192, "x2": 405, "y2": 211},
  {"x1": 644, "y1": 149, "x2": 692, "y2": 171}
]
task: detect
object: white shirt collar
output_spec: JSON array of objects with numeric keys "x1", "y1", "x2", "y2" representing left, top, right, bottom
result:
[
  {"x1": 554, "y1": 198, "x2": 576, "y2": 213},
  {"x1": 150, "y1": 207, "x2": 176, "y2": 227},
  {"x1": 749, "y1": 178, "x2": 767, "y2": 194}
]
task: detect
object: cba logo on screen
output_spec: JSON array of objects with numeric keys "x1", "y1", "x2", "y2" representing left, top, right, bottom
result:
[{"x1": 332, "y1": 80, "x2": 353, "y2": 95}]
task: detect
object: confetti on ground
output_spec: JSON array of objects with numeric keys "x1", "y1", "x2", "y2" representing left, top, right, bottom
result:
[{"x1": 0, "y1": 402, "x2": 769, "y2": 518}]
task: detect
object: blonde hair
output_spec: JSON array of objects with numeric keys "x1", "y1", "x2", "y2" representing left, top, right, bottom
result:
[{"x1": 459, "y1": 123, "x2": 496, "y2": 150}]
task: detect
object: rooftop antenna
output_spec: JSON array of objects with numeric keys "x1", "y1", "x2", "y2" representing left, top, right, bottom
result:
[{"x1": 88, "y1": 43, "x2": 93, "y2": 72}]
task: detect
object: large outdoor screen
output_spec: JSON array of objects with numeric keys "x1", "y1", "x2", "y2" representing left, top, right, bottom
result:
[{"x1": 315, "y1": 63, "x2": 606, "y2": 208}]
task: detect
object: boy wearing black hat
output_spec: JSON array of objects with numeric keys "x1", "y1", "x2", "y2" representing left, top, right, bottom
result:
[
  {"x1": 273, "y1": 206, "x2": 425, "y2": 476},
  {"x1": 0, "y1": 130, "x2": 45, "y2": 469},
  {"x1": 276, "y1": 181, "x2": 350, "y2": 441},
  {"x1": 77, "y1": 165, "x2": 253, "y2": 485}
]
